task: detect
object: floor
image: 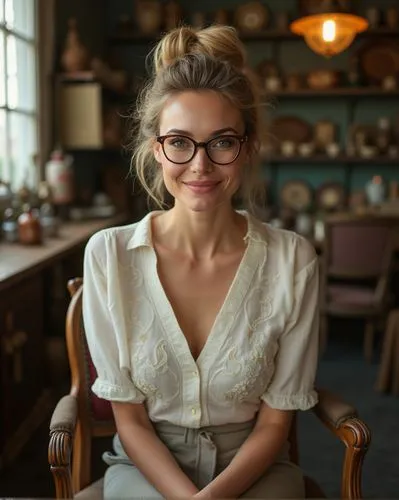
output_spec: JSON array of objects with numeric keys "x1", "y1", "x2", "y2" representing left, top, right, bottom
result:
[{"x1": 0, "y1": 319, "x2": 398, "y2": 498}]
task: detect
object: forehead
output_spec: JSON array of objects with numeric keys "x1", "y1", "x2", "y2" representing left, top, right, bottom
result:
[{"x1": 159, "y1": 90, "x2": 243, "y2": 135}]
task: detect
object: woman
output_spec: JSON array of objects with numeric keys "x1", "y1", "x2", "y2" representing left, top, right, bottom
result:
[{"x1": 83, "y1": 25, "x2": 319, "y2": 499}]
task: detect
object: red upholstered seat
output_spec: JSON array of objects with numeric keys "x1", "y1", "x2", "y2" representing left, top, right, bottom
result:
[{"x1": 86, "y1": 350, "x2": 113, "y2": 421}]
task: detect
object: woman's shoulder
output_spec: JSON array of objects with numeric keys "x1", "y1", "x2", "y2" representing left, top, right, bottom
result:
[
  {"x1": 250, "y1": 215, "x2": 317, "y2": 273},
  {"x1": 85, "y1": 213, "x2": 154, "y2": 258}
]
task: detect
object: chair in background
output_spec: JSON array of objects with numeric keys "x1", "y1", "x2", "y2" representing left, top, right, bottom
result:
[
  {"x1": 375, "y1": 308, "x2": 399, "y2": 396},
  {"x1": 320, "y1": 215, "x2": 397, "y2": 362},
  {"x1": 48, "y1": 278, "x2": 371, "y2": 499}
]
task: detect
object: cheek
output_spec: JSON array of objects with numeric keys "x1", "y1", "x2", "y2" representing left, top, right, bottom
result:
[{"x1": 162, "y1": 163, "x2": 184, "y2": 184}]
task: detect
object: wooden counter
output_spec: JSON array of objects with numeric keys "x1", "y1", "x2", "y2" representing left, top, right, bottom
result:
[
  {"x1": 0, "y1": 213, "x2": 129, "y2": 291},
  {"x1": 0, "y1": 213, "x2": 129, "y2": 470}
]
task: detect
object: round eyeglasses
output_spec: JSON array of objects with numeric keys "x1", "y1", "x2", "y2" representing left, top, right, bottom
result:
[{"x1": 156, "y1": 134, "x2": 248, "y2": 166}]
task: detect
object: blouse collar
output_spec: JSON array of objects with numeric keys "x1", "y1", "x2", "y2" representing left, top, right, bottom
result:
[{"x1": 126, "y1": 210, "x2": 268, "y2": 250}]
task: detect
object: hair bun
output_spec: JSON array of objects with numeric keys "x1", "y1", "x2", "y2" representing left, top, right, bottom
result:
[
  {"x1": 153, "y1": 26, "x2": 199, "y2": 74},
  {"x1": 153, "y1": 25, "x2": 247, "y2": 74}
]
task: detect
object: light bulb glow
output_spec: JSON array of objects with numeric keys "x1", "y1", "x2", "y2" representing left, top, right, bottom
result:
[
  {"x1": 290, "y1": 13, "x2": 369, "y2": 57},
  {"x1": 322, "y1": 19, "x2": 336, "y2": 42}
]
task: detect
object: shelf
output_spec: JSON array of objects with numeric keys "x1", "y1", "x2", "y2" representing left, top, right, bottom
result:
[
  {"x1": 265, "y1": 155, "x2": 399, "y2": 165},
  {"x1": 267, "y1": 87, "x2": 399, "y2": 98},
  {"x1": 109, "y1": 27, "x2": 399, "y2": 45}
]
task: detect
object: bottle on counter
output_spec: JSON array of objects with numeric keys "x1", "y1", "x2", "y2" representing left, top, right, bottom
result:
[
  {"x1": 45, "y1": 149, "x2": 74, "y2": 220},
  {"x1": 17, "y1": 204, "x2": 42, "y2": 245},
  {"x1": 40, "y1": 202, "x2": 60, "y2": 238},
  {"x1": 2, "y1": 207, "x2": 19, "y2": 243}
]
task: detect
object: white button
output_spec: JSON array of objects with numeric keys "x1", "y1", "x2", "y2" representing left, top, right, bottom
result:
[
  {"x1": 191, "y1": 407, "x2": 196, "y2": 415},
  {"x1": 192, "y1": 370, "x2": 198, "y2": 377}
]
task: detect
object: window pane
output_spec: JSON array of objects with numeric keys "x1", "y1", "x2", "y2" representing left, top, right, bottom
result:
[
  {"x1": 6, "y1": 34, "x2": 36, "y2": 111},
  {"x1": 0, "y1": 110, "x2": 8, "y2": 181},
  {"x1": 0, "y1": 32, "x2": 5, "y2": 106},
  {"x1": 0, "y1": 0, "x2": 4, "y2": 24},
  {"x1": 9, "y1": 112, "x2": 36, "y2": 188},
  {"x1": 5, "y1": 0, "x2": 35, "y2": 39}
]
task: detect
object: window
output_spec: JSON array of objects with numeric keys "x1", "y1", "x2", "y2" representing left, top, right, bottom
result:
[{"x1": 0, "y1": 0, "x2": 38, "y2": 190}]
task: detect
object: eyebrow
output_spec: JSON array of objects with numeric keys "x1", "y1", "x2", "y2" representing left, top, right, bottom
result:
[{"x1": 165, "y1": 127, "x2": 240, "y2": 137}]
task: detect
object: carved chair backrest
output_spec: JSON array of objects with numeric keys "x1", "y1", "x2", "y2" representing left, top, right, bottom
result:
[{"x1": 66, "y1": 277, "x2": 299, "y2": 490}]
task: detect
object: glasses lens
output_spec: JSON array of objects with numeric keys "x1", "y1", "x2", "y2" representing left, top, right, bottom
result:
[
  {"x1": 207, "y1": 136, "x2": 241, "y2": 164},
  {"x1": 163, "y1": 136, "x2": 195, "y2": 164}
]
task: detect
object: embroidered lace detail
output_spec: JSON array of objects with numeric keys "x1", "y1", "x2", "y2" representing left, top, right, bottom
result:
[
  {"x1": 224, "y1": 342, "x2": 273, "y2": 403},
  {"x1": 244, "y1": 286, "x2": 274, "y2": 333},
  {"x1": 132, "y1": 337, "x2": 180, "y2": 408},
  {"x1": 134, "y1": 379, "x2": 162, "y2": 404},
  {"x1": 262, "y1": 390, "x2": 318, "y2": 411},
  {"x1": 92, "y1": 379, "x2": 145, "y2": 403}
]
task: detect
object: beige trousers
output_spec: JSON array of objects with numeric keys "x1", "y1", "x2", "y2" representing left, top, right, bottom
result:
[{"x1": 103, "y1": 420, "x2": 305, "y2": 499}]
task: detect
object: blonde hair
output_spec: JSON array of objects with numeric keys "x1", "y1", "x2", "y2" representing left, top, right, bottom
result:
[{"x1": 129, "y1": 25, "x2": 265, "y2": 211}]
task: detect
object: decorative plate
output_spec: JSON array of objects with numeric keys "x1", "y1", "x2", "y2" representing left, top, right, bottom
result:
[
  {"x1": 270, "y1": 116, "x2": 312, "y2": 145},
  {"x1": 316, "y1": 182, "x2": 346, "y2": 211},
  {"x1": 280, "y1": 180, "x2": 313, "y2": 212},
  {"x1": 235, "y1": 1, "x2": 269, "y2": 32},
  {"x1": 359, "y1": 40, "x2": 399, "y2": 84}
]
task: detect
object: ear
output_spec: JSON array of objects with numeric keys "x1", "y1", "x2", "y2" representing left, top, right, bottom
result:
[{"x1": 153, "y1": 140, "x2": 162, "y2": 164}]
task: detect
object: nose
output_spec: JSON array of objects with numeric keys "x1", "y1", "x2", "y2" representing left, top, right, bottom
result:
[{"x1": 190, "y1": 147, "x2": 213, "y2": 174}]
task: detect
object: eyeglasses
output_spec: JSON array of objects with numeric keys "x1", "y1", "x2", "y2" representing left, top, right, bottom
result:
[{"x1": 156, "y1": 134, "x2": 248, "y2": 166}]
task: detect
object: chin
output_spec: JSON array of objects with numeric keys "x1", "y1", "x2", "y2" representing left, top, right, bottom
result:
[{"x1": 177, "y1": 194, "x2": 232, "y2": 213}]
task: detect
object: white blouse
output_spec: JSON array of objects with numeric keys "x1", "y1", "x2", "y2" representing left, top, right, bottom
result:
[{"x1": 83, "y1": 210, "x2": 319, "y2": 428}]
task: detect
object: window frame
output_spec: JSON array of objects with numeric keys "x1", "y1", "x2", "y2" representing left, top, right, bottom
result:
[{"x1": 0, "y1": 0, "x2": 39, "y2": 190}]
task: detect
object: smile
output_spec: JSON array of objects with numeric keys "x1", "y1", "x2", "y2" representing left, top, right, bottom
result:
[{"x1": 182, "y1": 181, "x2": 221, "y2": 194}]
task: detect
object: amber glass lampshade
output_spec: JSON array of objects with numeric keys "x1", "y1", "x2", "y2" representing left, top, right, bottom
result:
[{"x1": 290, "y1": 12, "x2": 369, "y2": 57}]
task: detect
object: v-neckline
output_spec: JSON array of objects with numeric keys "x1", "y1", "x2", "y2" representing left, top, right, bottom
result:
[
  {"x1": 146, "y1": 211, "x2": 263, "y2": 367},
  {"x1": 154, "y1": 241, "x2": 251, "y2": 364}
]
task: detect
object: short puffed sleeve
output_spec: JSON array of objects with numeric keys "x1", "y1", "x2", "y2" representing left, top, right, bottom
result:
[
  {"x1": 82, "y1": 231, "x2": 146, "y2": 403},
  {"x1": 262, "y1": 237, "x2": 319, "y2": 410}
]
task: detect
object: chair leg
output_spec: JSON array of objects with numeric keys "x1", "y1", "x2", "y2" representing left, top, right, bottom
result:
[
  {"x1": 364, "y1": 321, "x2": 375, "y2": 363},
  {"x1": 375, "y1": 310, "x2": 397, "y2": 392}
]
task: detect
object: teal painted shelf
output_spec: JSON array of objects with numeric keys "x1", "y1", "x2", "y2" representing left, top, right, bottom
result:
[{"x1": 265, "y1": 155, "x2": 399, "y2": 165}]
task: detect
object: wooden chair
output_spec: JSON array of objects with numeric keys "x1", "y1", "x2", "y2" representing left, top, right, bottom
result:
[
  {"x1": 320, "y1": 214, "x2": 397, "y2": 361},
  {"x1": 375, "y1": 308, "x2": 399, "y2": 396},
  {"x1": 48, "y1": 278, "x2": 371, "y2": 499}
]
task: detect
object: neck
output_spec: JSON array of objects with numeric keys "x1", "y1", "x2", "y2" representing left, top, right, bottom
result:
[{"x1": 154, "y1": 204, "x2": 247, "y2": 260}]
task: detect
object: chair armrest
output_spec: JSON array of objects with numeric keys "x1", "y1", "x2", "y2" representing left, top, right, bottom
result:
[
  {"x1": 313, "y1": 388, "x2": 357, "y2": 428},
  {"x1": 312, "y1": 388, "x2": 371, "y2": 500},
  {"x1": 50, "y1": 394, "x2": 78, "y2": 433},
  {"x1": 48, "y1": 395, "x2": 78, "y2": 499}
]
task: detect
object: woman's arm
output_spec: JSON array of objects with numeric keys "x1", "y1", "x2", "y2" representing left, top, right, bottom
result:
[
  {"x1": 112, "y1": 401, "x2": 199, "y2": 499},
  {"x1": 195, "y1": 402, "x2": 293, "y2": 499}
]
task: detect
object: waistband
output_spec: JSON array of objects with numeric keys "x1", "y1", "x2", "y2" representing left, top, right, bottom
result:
[{"x1": 153, "y1": 419, "x2": 256, "y2": 436}]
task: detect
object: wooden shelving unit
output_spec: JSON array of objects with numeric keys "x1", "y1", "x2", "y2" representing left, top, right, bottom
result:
[
  {"x1": 105, "y1": 14, "x2": 399, "y2": 203},
  {"x1": 108, "y1": 27, "x2": 399, "y2": 45},
  {"x1": 265, "y1": 155, "x2": 399, "y2": 165},
  {"x1": 267, "y1": 88, "x2": 399, "y2": 99}
]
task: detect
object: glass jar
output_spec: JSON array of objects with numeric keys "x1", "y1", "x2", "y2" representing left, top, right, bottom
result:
[{"x1": 18, "y1": 204, "x2": 42, "y2": 245}]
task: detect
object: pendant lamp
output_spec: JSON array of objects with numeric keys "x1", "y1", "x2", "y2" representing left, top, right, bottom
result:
[{"x1": 290, "y1": 0, "x2": 369, "y2": 57}]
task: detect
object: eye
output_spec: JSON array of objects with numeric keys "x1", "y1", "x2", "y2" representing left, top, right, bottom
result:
[
  {"x1": 166, "y1": 136, "x2": 191, "y2": 149},
  {"x1": 211, "y1": 136, "x2": 236, "y2": 149}
]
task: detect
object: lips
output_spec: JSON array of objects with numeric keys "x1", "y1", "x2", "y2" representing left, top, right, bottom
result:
[
  {"x1": 184, "y1": 181, "x2": 219, "y2": 187},
  {"x1": 182, "y1": 180, "x2": 221, "y2": 193}
]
